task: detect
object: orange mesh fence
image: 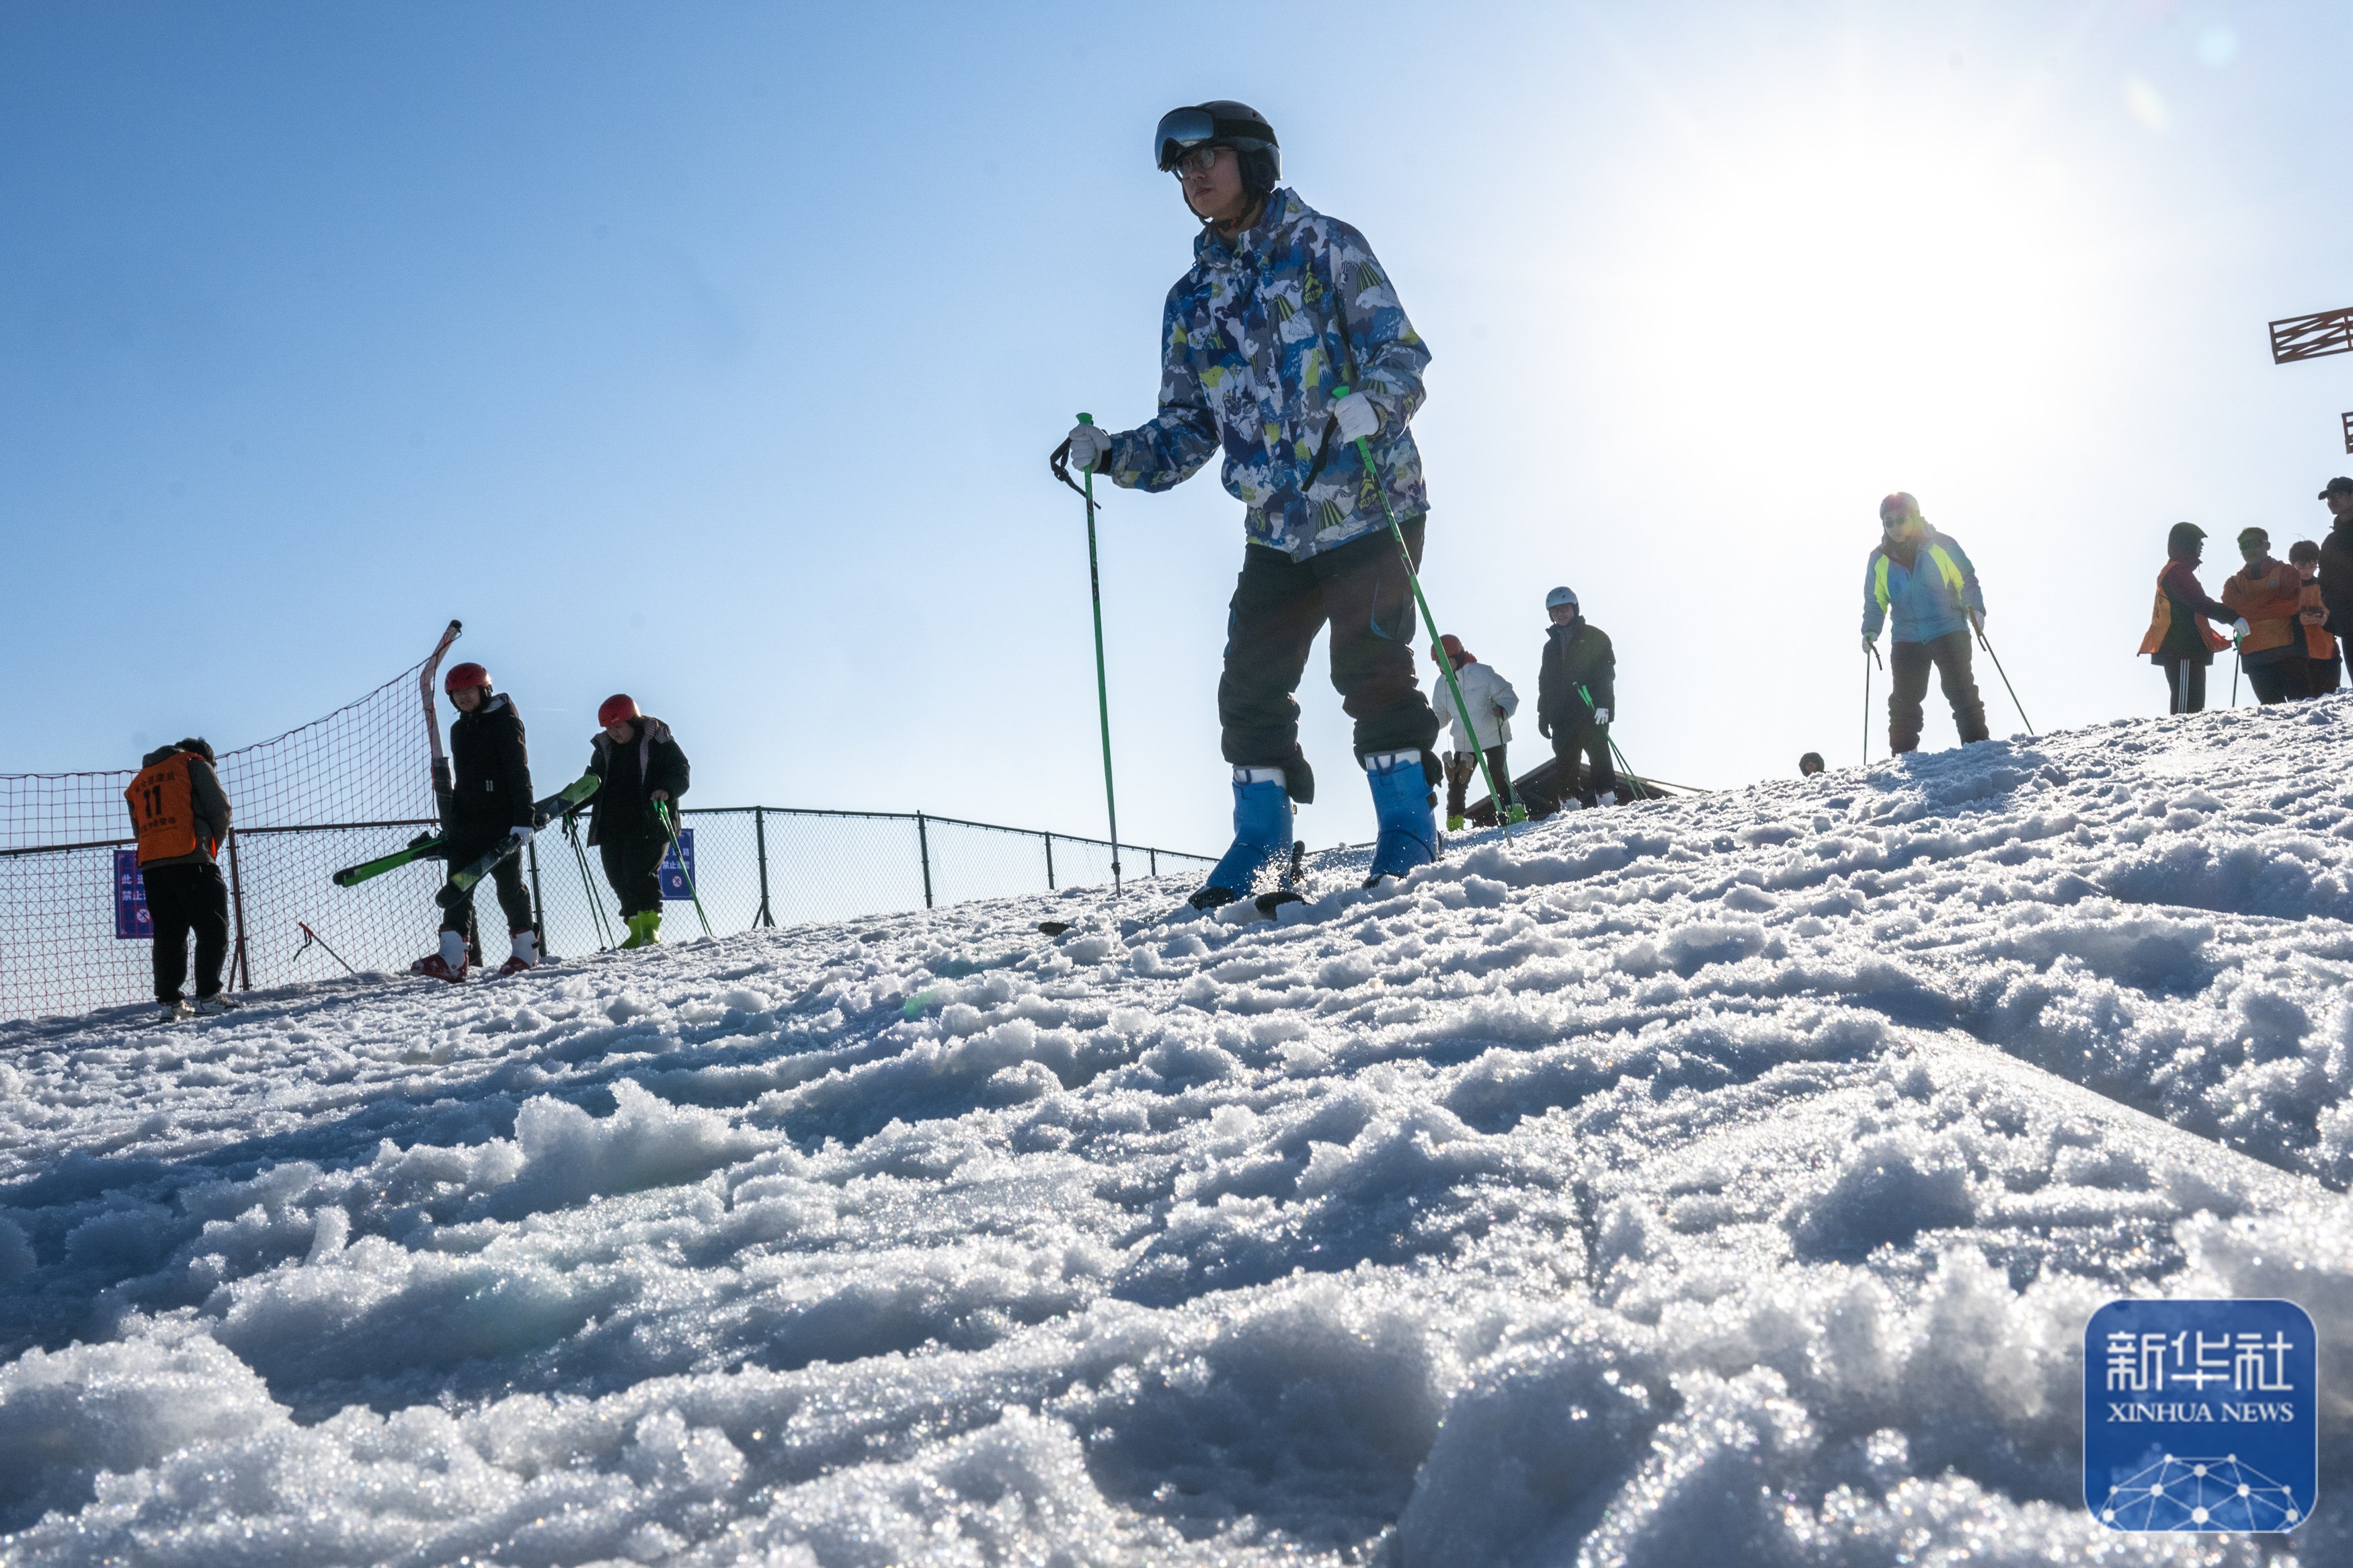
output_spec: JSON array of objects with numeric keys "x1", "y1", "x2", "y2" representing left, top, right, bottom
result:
[{"x1": 1, "y1": 661, "x2": 1209, "y2": 1022}]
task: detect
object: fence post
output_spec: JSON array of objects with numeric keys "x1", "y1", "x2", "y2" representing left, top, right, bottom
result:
[
  {"x1": 224, "y1": 827, "x2": 251, "y2": 991},
  {"x1": 754, "y1": 807, "x2": 776, "y2": 927},
  {"x1": 526, "y1": 837, "x2": 551, "y2": 960},
  {"x1": 916, "y1": 813, "x2": 934, "y2": 909},
  {"x1": 1043, "y1": 831, "x2": 1055, "y2": 891},
  {"x1": 1150, "y1": 847, "x2": 1159, "y2": 878}
]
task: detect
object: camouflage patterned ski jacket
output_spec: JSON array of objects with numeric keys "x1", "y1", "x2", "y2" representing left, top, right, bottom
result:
[{"x1": 1103, "y1": 188, "x2": 1431, "y2": 562}]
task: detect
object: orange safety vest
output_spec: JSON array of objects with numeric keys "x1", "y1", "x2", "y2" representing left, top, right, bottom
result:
[
  {"x1": 2139, "y1": 568, "x2": 2229, "y2": 657},
  {"x1": 124, "y1": 753, "x2": 213, "y2": 866}
]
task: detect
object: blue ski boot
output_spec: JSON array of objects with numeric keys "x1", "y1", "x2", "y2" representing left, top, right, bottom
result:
[
  {"x1": 1190, "y1": 766, "x2": 1293, "y2": 909},
  {"x1": 1362, "y1": 749, "x2": 1439, "y2": 886}
]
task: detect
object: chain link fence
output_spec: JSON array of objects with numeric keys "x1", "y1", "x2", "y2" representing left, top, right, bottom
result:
[{"x1": 1, "y1": 807, "x2": 1207, "y2": 1024}]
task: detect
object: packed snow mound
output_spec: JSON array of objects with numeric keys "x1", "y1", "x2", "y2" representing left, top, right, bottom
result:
[{"x1": 5, "y1": 702, "x2": 2353, "y2": 1565}]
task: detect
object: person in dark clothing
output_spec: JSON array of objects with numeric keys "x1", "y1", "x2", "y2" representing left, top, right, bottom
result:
[
  {"x1": 124, "y1": 738, "x2": 235, "y2": 1018},
  {"x1": 1798, "y1": 752, "x2": 1825, "y2": 778},
  {"x1": 586, "y1": 694, "x2": 691, "y2": 948},
  {"x1": 1535, "y1": 585, "x2": 1618, "y2": 809},
  {"x1": 2139, "y1": 522, "x2": 2245, "y2": 714},
  {"x1": 2315, "y1": 478, "x2": 2353, "y2": 641},
  {"x1": 2288, "y1": 539, "x2": 2341, "y2": 696},
  {"x1": 1860, "y1": 492, "x2": 1990, "y2": 753},
  {"x1": 413, "y1": 661, "x2": 539, "y2": 981},
  {"x1": 2221, "y1": 527, "x2": 2311, "y2": 704}
]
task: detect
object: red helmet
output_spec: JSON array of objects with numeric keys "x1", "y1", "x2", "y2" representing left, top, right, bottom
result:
[
  {"x1": 443, "y1": 661, "x2": 491, "y2": 695},
  {"x1": 598, "y1": 694, "x2": 641, "y2": 727}
]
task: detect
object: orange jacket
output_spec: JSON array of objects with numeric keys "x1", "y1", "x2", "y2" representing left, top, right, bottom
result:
[
  {"x1": 2221, "y1": 559, "x2": 2304, "y2": 657},
  {"x1": 2299, "y1": 577, "x2": 2336, "y2": 659}
]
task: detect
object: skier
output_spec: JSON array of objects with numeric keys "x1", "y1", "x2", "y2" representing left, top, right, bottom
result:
[
  {"x1": 1428, "y1": 634, "x2": 1521, "y2": 830},
  {"x1": 586, "y1": 694, "x2": 691, "y2": 949},
  {"x1": 1056, "y1": 101, "x2": 1442, "y2": 904},
  {"x1": 2139, "y1": 522, "x2": 2243, "y2": 715},
  {"x1": 1535, "y1": 587, "x2": 1618, "y2": 809},
  {"x1": 2315, "y1": 478, "x2": 2353, "y2": 643},
  {"x1": 2221, "y1": 526, "x2": 2311, "y2": 704},
  {"x1": 2288, "y1": 540, "x2": 2341, "y2": 696},
  {"x1": 124, "y1": 738, "x2": 235, "y2": 1019},
  {"x1": 1860, "y1": 492, "x2": 1990, "y2": 753},
  {"x1": 413, "y1": 662, "x2": 540, "y2": 981}
]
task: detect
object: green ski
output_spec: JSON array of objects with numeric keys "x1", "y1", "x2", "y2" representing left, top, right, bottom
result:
[
  {"x1": 335, "y1": 774, "x2": 600, "y2": 891},
  {"x1": 433, "y1": 772, "x2": 602, "y2": 909}
]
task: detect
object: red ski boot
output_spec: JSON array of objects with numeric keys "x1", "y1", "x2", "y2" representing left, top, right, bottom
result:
[{"x1": 409, "y1": 953, "x2": 467, "y2": 983}]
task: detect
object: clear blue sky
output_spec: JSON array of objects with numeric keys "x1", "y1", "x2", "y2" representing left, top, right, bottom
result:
[{"x1": 4, "y1": 1, "x2": 2348, "y2": 856}]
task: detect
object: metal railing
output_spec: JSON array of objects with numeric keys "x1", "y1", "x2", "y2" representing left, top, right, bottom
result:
[{"x1": 0, "y1": 805, "x2": 1211, "y2": 1023}]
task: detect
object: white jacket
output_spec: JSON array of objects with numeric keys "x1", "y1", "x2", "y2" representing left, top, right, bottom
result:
[{"x1": 1430, "y1": 659, "x2": 1518, "y2": 751}]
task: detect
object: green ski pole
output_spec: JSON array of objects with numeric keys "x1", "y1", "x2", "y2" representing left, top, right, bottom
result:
[
  {"x1": 653, "y1": 800, "x2": 714, "y2": 938},
  {"x1": 1055, "y1": 413, "x2": 1123, "y2": 893},
  {"x1": 1330, "y1": 384, "x2": 1512, "y2": 840}
]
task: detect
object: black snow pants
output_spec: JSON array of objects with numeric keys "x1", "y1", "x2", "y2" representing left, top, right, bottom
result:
[
  {"x1": 438, "y1": 824, "x2": 534, "y2": 937},
  {"x1": 1552, "y1": 723, "x2": 1618, "y2": 807},
  {"x1": 1888, "y1": 630, "x2": 1990, "y2": 753},
  {"x1": 1443, "y1": 745, "x2": 1513, "y2": 818},
  {"x1": 1218, "y1": 516, "x2": 1442, "y2": 778},
  {"x1": 600, "y1": 831, "x2": 665, "y2": 919},
  {"x1": 144, "y1": 860, "x2": 229, "y2": 1003},
  {"x1": 2245, "y1": 655, "x2": 2313, "y2": 705},
  {"x1": 2157, "y1": 654, "x2": 2208, "y2": 715}
]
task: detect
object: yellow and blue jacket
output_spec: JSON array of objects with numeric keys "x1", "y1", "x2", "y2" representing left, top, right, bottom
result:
[{"x1": 1862, "y1": 529, "x2": 1984, "y2": 644}]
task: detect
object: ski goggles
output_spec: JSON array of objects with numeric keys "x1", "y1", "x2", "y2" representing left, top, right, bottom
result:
[{"x1": 1154, "y1": 106, "x2": 1275, "y2": 173}]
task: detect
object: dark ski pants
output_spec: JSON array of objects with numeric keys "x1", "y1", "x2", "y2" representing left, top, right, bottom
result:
[
  {"x1": 1888, "y1": 630, "x2": 1989, "y2": 753},
  {"x1": 144, "y1": 860, "x2": 229, "y2": 1003},
  {"x1": 2312, "y1": 650, "x2": 2342, "y2": 696},
  {"x1": 1552, "y1": 723, "x2": 1617, "y2": 807},
  {"x1": 438, "y1": 826, "x2": 534, "y2": 936},
  {"x1": 600, "y1": 833, "x2": 665, "y2": 919},
  {"x1": 1218, "y1": 516, "x2": 1442, "y2": 776},
  {"x1": 2158, "y1": 655, "x2": 2208, "y2": 715},
  {"x1": 2245, "y1": 656, "x2": 2313, "y2": 705},
  {"x1": 1443, "y1": 745, "x2": 1513, "y2": 817}
]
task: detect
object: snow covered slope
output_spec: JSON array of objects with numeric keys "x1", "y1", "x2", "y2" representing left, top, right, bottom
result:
[{"x1": 5, "y1": 703, "x2": 2353, "y2": 1565}]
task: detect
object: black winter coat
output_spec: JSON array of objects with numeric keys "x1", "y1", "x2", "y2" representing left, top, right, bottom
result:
[
  {"x1": 1538, "y1": 619, "x2": 1616, "y2": 731},
  {"x1": 586, "y1": 717, "x2": 690, "y2": 844},
  {"x1": 449, "y1": 694, "x2": 536, "y2": 830},
  {"x1": 2319, "y1": 519, "x2": 2353, "y2": 638}
]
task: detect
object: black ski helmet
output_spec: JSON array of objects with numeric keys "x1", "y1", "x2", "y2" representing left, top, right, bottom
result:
[{"x1": 1154, "y1": 101, "x2": 1281, "y2": 202}]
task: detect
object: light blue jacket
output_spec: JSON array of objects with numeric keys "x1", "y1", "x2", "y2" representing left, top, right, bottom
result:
[{"x1": 1861, "y1": 528, "x2": 1985, "y2": 644}]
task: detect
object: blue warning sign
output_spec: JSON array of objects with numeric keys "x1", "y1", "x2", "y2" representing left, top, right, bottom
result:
[
  {"x1": 2084, "y1": 1298, "x2": 2315, "y2": 1532},
  {"x1": 114, "y1": 850, "x2": 152, "y2": 940},
  {"x1": 658, "y1": 827, "x2": 695, "y2": 902}
]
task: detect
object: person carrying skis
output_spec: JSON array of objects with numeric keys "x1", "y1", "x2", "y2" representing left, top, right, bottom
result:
[
  {"x1": 124, "y1": 737, "x2": 235, "y2": 1019},
  {"x1": 1860, "y1": 492, "x2": 1990, "y2": 753},
  {"x1": 1056, "y1": 101, "x2": 1443, "y2": 904},
  {"x1": 2139, "y1": 521, "x2": 2243, "y2": 714},
  {"x1": 2288, "y1": 539, "x2": 2340, "y2": 696},
  {"x1": 1428, "y1": 634, "x2": 1520, "y2": 830},
  {"x1": 1535, "y1": 587, "x2": 1619, "y2": 809},
  {"x1": 2221, "y1": 526, "x2": 2311, "y2": 704},
  {"x1": 413, "y1": 661, "x2": 540, "y2": 981},
  {"x1": 586, "y1": 694, "x2": 690, "y2": 948}
]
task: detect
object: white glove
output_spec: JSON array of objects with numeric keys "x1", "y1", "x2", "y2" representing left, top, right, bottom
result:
[
  {"x1": 1592, "y1": 707, "x2": 1611, "y2": 725},
  {"x1": 1331, "y1": 390, "x2": 1379, "y2": 444},
  {"x1": 1064, "y1": 423, "x2": 1113, "y2": 472},
  {"x1": 506, "y1": 825, "x2": 534, "y2": 848},
  {"x1": 1969, "y1": 608, "x2": 1986, "y2": 633},
  {"x1": 2231, "y1": 618, "x2": 2251, "y2": 640}
]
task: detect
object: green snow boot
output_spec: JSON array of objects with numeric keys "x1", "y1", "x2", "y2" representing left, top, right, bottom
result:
[
  {"x1": 1504, "y1": 803, "x2": 1529, "y2": 825},
  {"x1": 619, "y1": 910, "x2": 662, "y2": 949}
]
